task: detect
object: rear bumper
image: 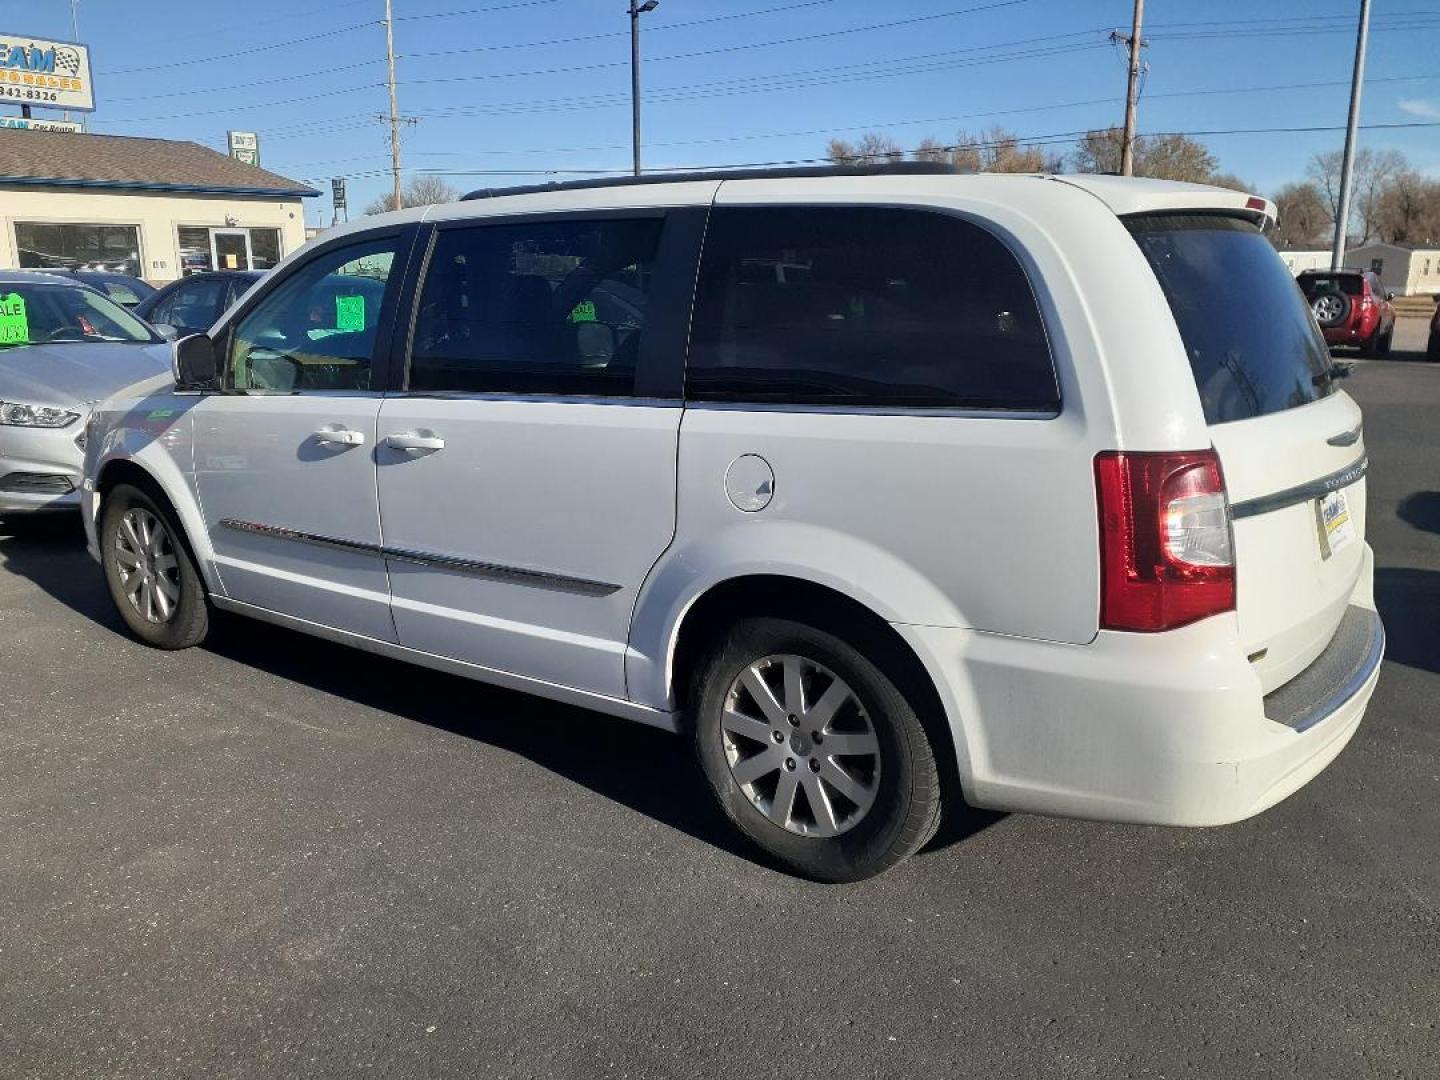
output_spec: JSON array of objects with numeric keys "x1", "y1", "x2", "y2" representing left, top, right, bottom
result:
[
  {"x1": 1321, "y1": 325, "x2": 1371, "y2": 346},
  {"x1": 896, "y1": 546, "x2": 1381, "y2": 827}
]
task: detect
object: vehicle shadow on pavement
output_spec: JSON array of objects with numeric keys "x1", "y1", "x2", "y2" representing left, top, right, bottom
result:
[
  {"x1": 1374, "y1": 567, "x2": 1440, "y2": 675},
  {"x1": 1396, "y1": 492, "x2": 1440, "y2": 535},
  {"x1": 0, "y1": 515, "x2": 996, "y2": 871}
]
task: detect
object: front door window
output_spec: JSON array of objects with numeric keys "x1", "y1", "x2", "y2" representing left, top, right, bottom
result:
[{"x1": 227, "y1": 237, "x2": 399, "y2": 393}]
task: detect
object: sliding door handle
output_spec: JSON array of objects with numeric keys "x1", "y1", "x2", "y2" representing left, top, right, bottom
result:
[{"x1": 386, "y1": 432, "x2": 446, "y2": 452}]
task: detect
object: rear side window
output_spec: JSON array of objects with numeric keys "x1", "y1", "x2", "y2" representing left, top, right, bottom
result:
[
  {"x1": 1129, "y1": 215, "x2": 1333, "y2": 425},
  {"x1": 687, "y1": 206, "x2": 1058, "y2": 411},
  {"x1": 1299, "y1": 273, "x2": 1362, "y2": 297}
]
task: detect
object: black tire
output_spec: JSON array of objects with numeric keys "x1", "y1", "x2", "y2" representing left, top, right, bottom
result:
[
  {"x1": 99, "y1": 482, "x2": 209, "y2": 649},
  {"x1": 1427, "y1": 330, "x2": 1440, "y2": 363},
  {"x1": 692, "y1": 617, "x2": 943, "y2": 882},
  {"x1": 1360, "y1": 325, "x2": 1382, "y2": 359},
  {"x1": 1376, "y1": 325, "x2": 1393, "y2": 359}
]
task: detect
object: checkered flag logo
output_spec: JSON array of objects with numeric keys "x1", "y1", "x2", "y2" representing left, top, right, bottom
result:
[{"x1": 53, "y1": 47, "x2": 82, "y2": 77}]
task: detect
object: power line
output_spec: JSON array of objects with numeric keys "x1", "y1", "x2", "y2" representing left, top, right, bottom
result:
[
  {"x1": 90, "y1": 84, "x2": 384, "y2": 124},
  {"x1": 405, "y1": 42, "x2": 1112, "y2": 115},
  {"x1": 400, "y1": 0, "x2": 840, "y2": 57},
  {"x1": 401, "y1": 0, "x2": 1033, "y2": 65},
  {"x1": 103, "y1": 61, "x2": 385, "y2": 104},
  {"x1": 393, "y1": 0, "x2": 565, "y2": 21},
  {"x1": 298, "y1": 119, "x2": 1440, "y2": 184},
  {"x1": 99, "y1": 22, "x2": 377, "y2": 75}
]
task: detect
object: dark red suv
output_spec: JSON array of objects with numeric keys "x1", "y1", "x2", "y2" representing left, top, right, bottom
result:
[{"x1": 1298, "y1": 269, "x2": 1395, "y2": 357}]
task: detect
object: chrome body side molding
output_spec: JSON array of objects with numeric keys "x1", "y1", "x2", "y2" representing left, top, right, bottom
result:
[{"x1": 219, "y1": 519, "x2": 622, "y2": 596}]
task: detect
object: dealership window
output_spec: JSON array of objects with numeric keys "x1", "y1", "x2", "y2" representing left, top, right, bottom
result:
[
  {"x1": 14, "y1": 222, "x2": 142, "y2": 277},
  {"x1": 177, "y1": 226, "x2": 284, "y2": 275}
]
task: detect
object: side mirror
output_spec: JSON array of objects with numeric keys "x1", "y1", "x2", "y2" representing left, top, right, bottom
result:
[
  {"x1": 154, "y1": 323, "x2": 180, "y2": 342},
  {"x1": 1385, "y1": 291, "x2": 1396, "y2": 301},
  {"x1": 173, "y1": 333, "x2": 218, "y2": 390}
]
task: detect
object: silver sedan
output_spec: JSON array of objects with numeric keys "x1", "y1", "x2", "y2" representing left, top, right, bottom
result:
[{"x1": 0, "y1": 272, "x2": 171, "y2": 514}]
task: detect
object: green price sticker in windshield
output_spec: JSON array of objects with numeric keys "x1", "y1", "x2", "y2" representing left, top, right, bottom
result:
[
  {"x1": 0, "y1": 292, "x2": 28, "y2": 344},
  {"x1": 335, "y1": 294, "x2": 366, "y2": 332}
]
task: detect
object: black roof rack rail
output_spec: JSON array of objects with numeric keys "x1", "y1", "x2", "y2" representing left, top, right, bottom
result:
[{"x1": 460, "y1": 161, "x2": 961, "y2": 201}]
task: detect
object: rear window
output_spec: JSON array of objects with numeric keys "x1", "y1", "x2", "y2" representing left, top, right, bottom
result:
[
  {"x1": 1299, "y1": 273, "x2": 1363, "y2": 297},
  {"x1": 1128, "y1": 214, "x2": 1333, "y2": 425}
]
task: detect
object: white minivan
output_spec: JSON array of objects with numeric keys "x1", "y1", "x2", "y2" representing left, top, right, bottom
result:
[{"x1": 81, "y1": 166, "x2": 1383, "y2": 881}]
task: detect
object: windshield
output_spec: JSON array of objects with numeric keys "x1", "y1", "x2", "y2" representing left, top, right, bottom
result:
[
  {"x1": 0, "y1": 283, "x2": 158, "y2": 348},
  {"x1": 1127, "y1": 214, "x2": 1334, "y2": 425}
]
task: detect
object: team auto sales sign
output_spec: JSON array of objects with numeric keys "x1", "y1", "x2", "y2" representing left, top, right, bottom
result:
[{"x1": 0, "y1": 33, "x2": 94, "y2": 113}]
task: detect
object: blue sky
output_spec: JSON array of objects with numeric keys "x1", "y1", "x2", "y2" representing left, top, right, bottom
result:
[{"x1": 14, "y1": 0, "x2": 1440, "y2": 225}]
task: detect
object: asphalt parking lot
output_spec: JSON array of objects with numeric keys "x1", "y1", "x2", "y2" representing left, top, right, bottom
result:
[{"x1": 2, "y1": 320, "x2": 1438, "y2": 1079}]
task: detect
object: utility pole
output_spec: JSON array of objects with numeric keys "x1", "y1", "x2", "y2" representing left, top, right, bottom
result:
[
  {"x1": 1331, "y1": 0, "x2": 1371, "y2": 271},
  {"x1": 384, "y1": 0, "x2": 403, "y2": 211},
  {"x1": 1118, "y1": 0, "x2": 1145, "y2": 176},
  {"x1": 629, "y1": 0, "x2": 658, "y2": 176},
  {"x1": 64, "y1": 1, "x2": 80, "y2": 126}
]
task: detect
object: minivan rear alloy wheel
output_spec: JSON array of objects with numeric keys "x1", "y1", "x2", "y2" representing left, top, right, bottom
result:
[
  {"x1": 693, "y1": 617, "x2": 943, "y2": 881},
  {"x1": 100, "y1": 483, "x2": 209, "y2": 649}
]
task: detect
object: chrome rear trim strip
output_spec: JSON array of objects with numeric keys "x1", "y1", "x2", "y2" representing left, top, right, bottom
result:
[
  {"x1": 1230, "y1": 457, "x2": 1367, "y2": 520},
  {"x1": 219, "y1": 518, "x2": 620, "y2": 597},
  {"x1": 383, "y1": 546, "x2": 621, "y2": 596}
]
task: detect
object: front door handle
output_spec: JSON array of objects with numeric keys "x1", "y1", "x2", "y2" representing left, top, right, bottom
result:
[
  {"x1": 313, "y1": 426, "x2": 366, "y2": 446},
  {"x1": 386, "y1": 432, "x2": 446, "y2": 452}
]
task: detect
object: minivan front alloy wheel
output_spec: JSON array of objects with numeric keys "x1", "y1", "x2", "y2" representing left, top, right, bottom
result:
[
  {"x1": 100, "y1": 483, "x2": 209, "y2": 650},
  {"x1": 114, "y1": 507, "x2": 181, "y2": 624}
]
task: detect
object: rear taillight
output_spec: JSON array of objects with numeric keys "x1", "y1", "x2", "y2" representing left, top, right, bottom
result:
[{"x1": 1094, "y1": 450, "x2": 1235, "y2": 632}]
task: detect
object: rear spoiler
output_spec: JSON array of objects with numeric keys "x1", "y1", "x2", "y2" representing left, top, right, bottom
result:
[{"x1": 1049, "y1": 175, "x2": 1277, "y2": 232}]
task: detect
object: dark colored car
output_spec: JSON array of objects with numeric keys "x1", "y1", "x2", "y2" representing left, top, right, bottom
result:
[
  {"x1": 1297, "y1": 269, "x2": 1395, "y2": 357},
  {"x1": 133, "y1": 270, "x2": 265, "y2": 339},
  {"x1": 7, "y1": 268, "x2": 156, "y2": 311}
]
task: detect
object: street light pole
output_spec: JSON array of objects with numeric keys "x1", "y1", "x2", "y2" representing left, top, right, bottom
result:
[
  {"x1": 1331, "y1": 0, "x2": 1371, "y2": 271},
  {"x1": 629, "y1": 0, "x2": 658, "y2": 176}
]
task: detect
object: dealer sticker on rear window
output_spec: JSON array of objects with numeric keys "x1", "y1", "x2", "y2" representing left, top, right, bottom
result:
[{"x1": 1318, "y1": 488, "x2": 1358, "y2": 559}]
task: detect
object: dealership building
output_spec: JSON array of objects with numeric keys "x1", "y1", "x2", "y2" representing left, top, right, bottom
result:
[{"x1": 0, "y1": 127, "x2": 317, "y2": 282}]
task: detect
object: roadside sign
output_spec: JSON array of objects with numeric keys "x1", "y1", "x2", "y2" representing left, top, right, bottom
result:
[
  {"x1": 331, "y1": 177, "x2": 347, "y2": 209},
  {"x1": 228, "y1": 130, "x2": 260, "y2": 167},
  {"x1": 0, "y1": 116, "x2": 80, "y2": 132},
  {"x1": 0, "y1": 33, "x2": 94, "y2": 113}
]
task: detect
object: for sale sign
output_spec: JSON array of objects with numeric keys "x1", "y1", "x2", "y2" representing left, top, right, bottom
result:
[{"x1": 0, "y1": 33, "x2": 94, "y2": 113}]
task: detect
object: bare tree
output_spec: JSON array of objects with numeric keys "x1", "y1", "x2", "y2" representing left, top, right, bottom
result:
[
  {"x1": 827, "y1": 133, "x2": 904, "y2": 166},
  {"x1": 1372, "y1": 170, "x2": 1440, "y2": 245},
  {"x1": 1306, "y1": 147, "x2": 1407, "y2": 243},
  {"x1": 912, "y1": 137, "x2": 950, "y2": 164},
  {"x1": 1072, "y1": 127, "x2": 1221, "y2": 184},
  {"x1": 905, "y1": 127, "x2": 1061, "y2": 173},
  {"x1": 1270, "y1": 181, "x2": 1333, "y2": 248},
  {"x1": 365, "y1": 175, "x2": 461, "y2": 214}
]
